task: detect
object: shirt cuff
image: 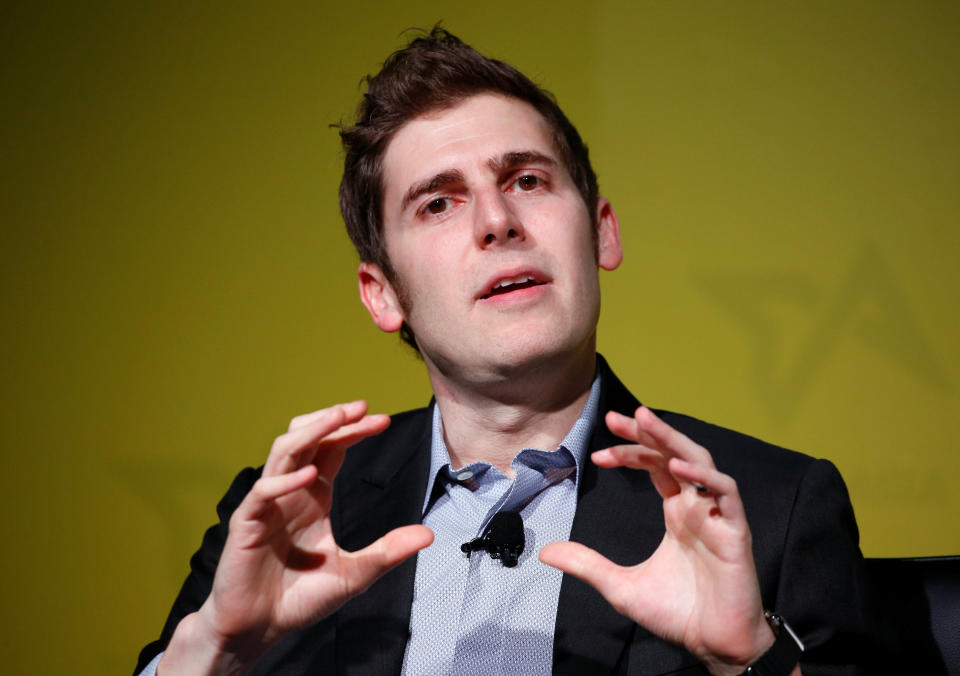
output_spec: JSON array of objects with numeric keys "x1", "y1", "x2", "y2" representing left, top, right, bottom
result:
[{"x1": 138, "y1": 651, "x2": 163, "y2": 676}]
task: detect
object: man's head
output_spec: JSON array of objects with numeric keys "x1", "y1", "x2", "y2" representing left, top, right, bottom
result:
[
  {"x1": 356, "y1": 93, "x2": 621, "y2": 384},
  {"x1": 338, "y1": 27, "x2": 600, "y2": 350}
]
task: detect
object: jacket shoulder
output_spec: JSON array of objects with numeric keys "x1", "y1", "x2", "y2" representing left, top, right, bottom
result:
[{"x1": 652, "y1": 408, "x2": 817, "y2": 480}]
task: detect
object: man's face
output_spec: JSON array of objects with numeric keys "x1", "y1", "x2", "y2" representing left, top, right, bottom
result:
[{"x1": 359, "y1": 94, "x2": 621, "y2": 382}]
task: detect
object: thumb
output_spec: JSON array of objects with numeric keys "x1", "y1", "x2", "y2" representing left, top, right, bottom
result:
[
  {"x1": 540, "y1": 541, "x2": 629, "y2": 612},
  {"x1": 342, "y1": 525, "x2": 434, "y2": 594}
]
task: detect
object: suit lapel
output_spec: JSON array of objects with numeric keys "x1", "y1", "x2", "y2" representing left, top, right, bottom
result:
[
  {"x1": 331, "y1": 407, "x2": 433, "y2": 675},
  {"x1": 553, "y1": 358, "x2": 702, "y2": 674}
]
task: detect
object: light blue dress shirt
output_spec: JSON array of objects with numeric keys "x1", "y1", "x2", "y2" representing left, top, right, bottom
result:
[{"x1": 401, "y1": 375, "x2": 600, "y2": 675}]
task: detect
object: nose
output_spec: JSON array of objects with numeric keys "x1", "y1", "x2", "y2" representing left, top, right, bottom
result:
[{"x1": 473, "y1": 188, "x2": 525, "y2": 247}]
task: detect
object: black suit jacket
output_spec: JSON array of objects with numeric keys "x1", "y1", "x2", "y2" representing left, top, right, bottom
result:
[{"x1": 136, "y1": 358, "x2": 882, "y2": 675}]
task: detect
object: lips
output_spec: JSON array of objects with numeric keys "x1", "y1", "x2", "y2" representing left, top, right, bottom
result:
[{"x1": 477, "y1": 269, "x2": 550, "y2": 300}]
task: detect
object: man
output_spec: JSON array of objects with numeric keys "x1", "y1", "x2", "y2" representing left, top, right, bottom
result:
[{"x1": 135, "y1": 28, "x2": 880, "y2": 675}]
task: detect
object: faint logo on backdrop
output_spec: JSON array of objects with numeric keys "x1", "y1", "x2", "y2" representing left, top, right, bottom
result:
[{"x1": 695, "y1": 243, "x2": 952, "y2": 425}]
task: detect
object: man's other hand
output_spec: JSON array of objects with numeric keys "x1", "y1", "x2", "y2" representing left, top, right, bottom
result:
[{"x1": 540, "y1": 406, "x2": 795, "y2": 676}]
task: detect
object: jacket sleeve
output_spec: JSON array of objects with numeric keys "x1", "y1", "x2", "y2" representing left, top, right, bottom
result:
[
  {"x1": 773, "y1": 458, "x2": 888, "y2": 675},
  {"x1": 132, "y1": 467, "x2": 260, "y2": 676}
]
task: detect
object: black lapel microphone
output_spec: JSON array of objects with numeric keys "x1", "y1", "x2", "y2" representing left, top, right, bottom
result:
[{"x1": 460, "y1": 510, "x2": 525, "y2": 567}]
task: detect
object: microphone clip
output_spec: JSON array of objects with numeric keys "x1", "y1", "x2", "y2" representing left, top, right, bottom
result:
[{"x1": 460, "y1": 510, "x2": 525, "y2": 568}]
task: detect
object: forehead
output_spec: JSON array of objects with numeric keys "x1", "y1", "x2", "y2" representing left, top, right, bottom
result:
[{"x1": 381, "y1": 94, "x2": 557, "y2": 203}]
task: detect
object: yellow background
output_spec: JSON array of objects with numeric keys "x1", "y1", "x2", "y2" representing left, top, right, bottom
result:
[{"x1": 1, "y1": 1, "x2": 957, "y2": 672}]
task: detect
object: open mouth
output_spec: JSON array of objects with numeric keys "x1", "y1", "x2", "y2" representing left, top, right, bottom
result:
[{"x1": 480, "y1": 275, "x2": 548, "y2": 300}]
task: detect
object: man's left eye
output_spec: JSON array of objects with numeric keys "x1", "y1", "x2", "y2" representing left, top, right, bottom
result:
[
  {"x1": 425, "y1": 198, "x2": 449, "y2": 215},
  {"x1": 515, "y1": 175, "x2": 541, "y2": 191}
]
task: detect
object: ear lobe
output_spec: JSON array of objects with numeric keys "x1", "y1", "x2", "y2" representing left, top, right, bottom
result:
[
  {"x1": 358, "y1": 262, "x2": 405, "y2": 333},
  {"x1": 595, "y1": 197, "x2": 623, "y2": 271}
]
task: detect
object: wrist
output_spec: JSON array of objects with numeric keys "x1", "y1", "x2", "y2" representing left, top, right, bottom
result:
[
  {"x1": 700, "y1": 612, "x2": 777, "y2": 676},
  {"x1": 159, "y1": 611, "x2": 262, "y2": 676}
]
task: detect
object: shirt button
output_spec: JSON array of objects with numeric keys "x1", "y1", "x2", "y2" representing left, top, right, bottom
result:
[{"x1": 456, "y1": 470, "x2": 474, "y2": 481}]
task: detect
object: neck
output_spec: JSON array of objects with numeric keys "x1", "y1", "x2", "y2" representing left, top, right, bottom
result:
[{"x1": 425, "y1": 346, "x2": 597, "y2": 477}]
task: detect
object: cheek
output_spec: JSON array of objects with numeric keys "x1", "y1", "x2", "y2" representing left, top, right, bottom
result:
[
  {"x1": 527, "y1": 200, "x2": 593, "y2": 241},
  {"x1": 393, "y1": 243, "x2": 462, "y2": 307}
]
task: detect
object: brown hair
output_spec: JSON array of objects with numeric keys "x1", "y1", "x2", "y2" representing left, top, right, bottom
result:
[{"x1": 338, "y1": 26, "x2": 599, "y2": 349}]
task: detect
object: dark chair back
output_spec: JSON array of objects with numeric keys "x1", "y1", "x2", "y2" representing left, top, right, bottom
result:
[{"x1": 866, "y1": 556, "x2": 960, "y2": 675}]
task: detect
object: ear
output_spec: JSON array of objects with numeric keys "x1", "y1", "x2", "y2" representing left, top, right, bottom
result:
[
  {"x1": 358, "y1": 262, "x2": 405, "y2": 333},
  {"x1": 595, "y1": 196, "x2": 623, "y2": 271}
]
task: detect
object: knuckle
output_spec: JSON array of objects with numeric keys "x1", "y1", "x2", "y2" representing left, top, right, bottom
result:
[
  {"x1": 270, "y1": 432, "x2": 290, "y2": 454},
  {"x1": 250, "y1": 476, "x2": 271, "y2": 498},
  {"x1": 228, "y1": 509, "x2": 242, "y2": 528}
]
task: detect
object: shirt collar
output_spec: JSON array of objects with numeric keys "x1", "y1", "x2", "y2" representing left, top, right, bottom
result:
[{"x1": 421, "y1": 371, "x2": 602, "y2": 516}]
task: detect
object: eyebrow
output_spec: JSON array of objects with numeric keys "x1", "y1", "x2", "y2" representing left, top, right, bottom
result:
[
  {"x1": 400, "y1": 170, "x2": 465, "y2": 213},
  {"x1": 487, "y1": 150, "x2": 558, "y2": 174}
]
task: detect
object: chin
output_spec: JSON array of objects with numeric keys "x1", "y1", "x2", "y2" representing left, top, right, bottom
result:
[
  {"x1": 488, "y1": 331, "x2": 594, "y2": 373},
  {"x1": 417, "y1": 313, "x2": 598, "y2": 380}
]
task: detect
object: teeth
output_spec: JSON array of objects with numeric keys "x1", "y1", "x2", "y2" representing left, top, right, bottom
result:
[{"x1": 493, "y1": 275, "x2": 535, "y2": 290}]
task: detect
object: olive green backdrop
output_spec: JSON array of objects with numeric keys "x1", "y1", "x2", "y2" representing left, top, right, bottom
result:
[{"x1": 2, "y1": 1, "x2": 957, "y2": 672}]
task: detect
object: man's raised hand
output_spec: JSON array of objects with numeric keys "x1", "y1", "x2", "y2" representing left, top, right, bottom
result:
[
  {"x1": 540, "y1": 406, "x2": 783, "y2": 676},
  {"x1": 159, "y1": 401, "x2": 433, "y2": 675}
]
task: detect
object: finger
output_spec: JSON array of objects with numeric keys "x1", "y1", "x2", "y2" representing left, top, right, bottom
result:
[
  {"x1": 592, "y1": 443, "x2": 681, "y2": 498},
  {"x1": 539, "y1": 542, "x2": 632, "y2": 614},
  {"x1": 287, "y1": 400, "x2": 367, "y2": 432},
  {"x1": 592, "y1": 444, "x2": 665, "y2": 471},
  {"x1": 605, "y1": 410, "x2": 660, "y2": 449},
  {"x1": 264, "y1": 402, "x2": 373, "y2": 477},
  {"x1": 669, "y1": 458, "x2": 746, "y2": 524},
  {"x1": 341, "y1": 525, "x2": 434, "y2": 596},
  {"x1": 633, "y1": 407, "x2": 715, "y2": 468},
  {"x1": 605, "y1": 410, "x2": 640, "y2": 441},
  {"x1": 317, "y1": 414, "x2": 391, "y2": 449},
  {"x1": 267, "y1": 405, "x2": 355, "y2": 476},
  {"x1": 234, "y1": 464, "x2": 319, "y2": 522},
  {"x1": 310, "y1": 414, "x2": 391, "y2": 483}
]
